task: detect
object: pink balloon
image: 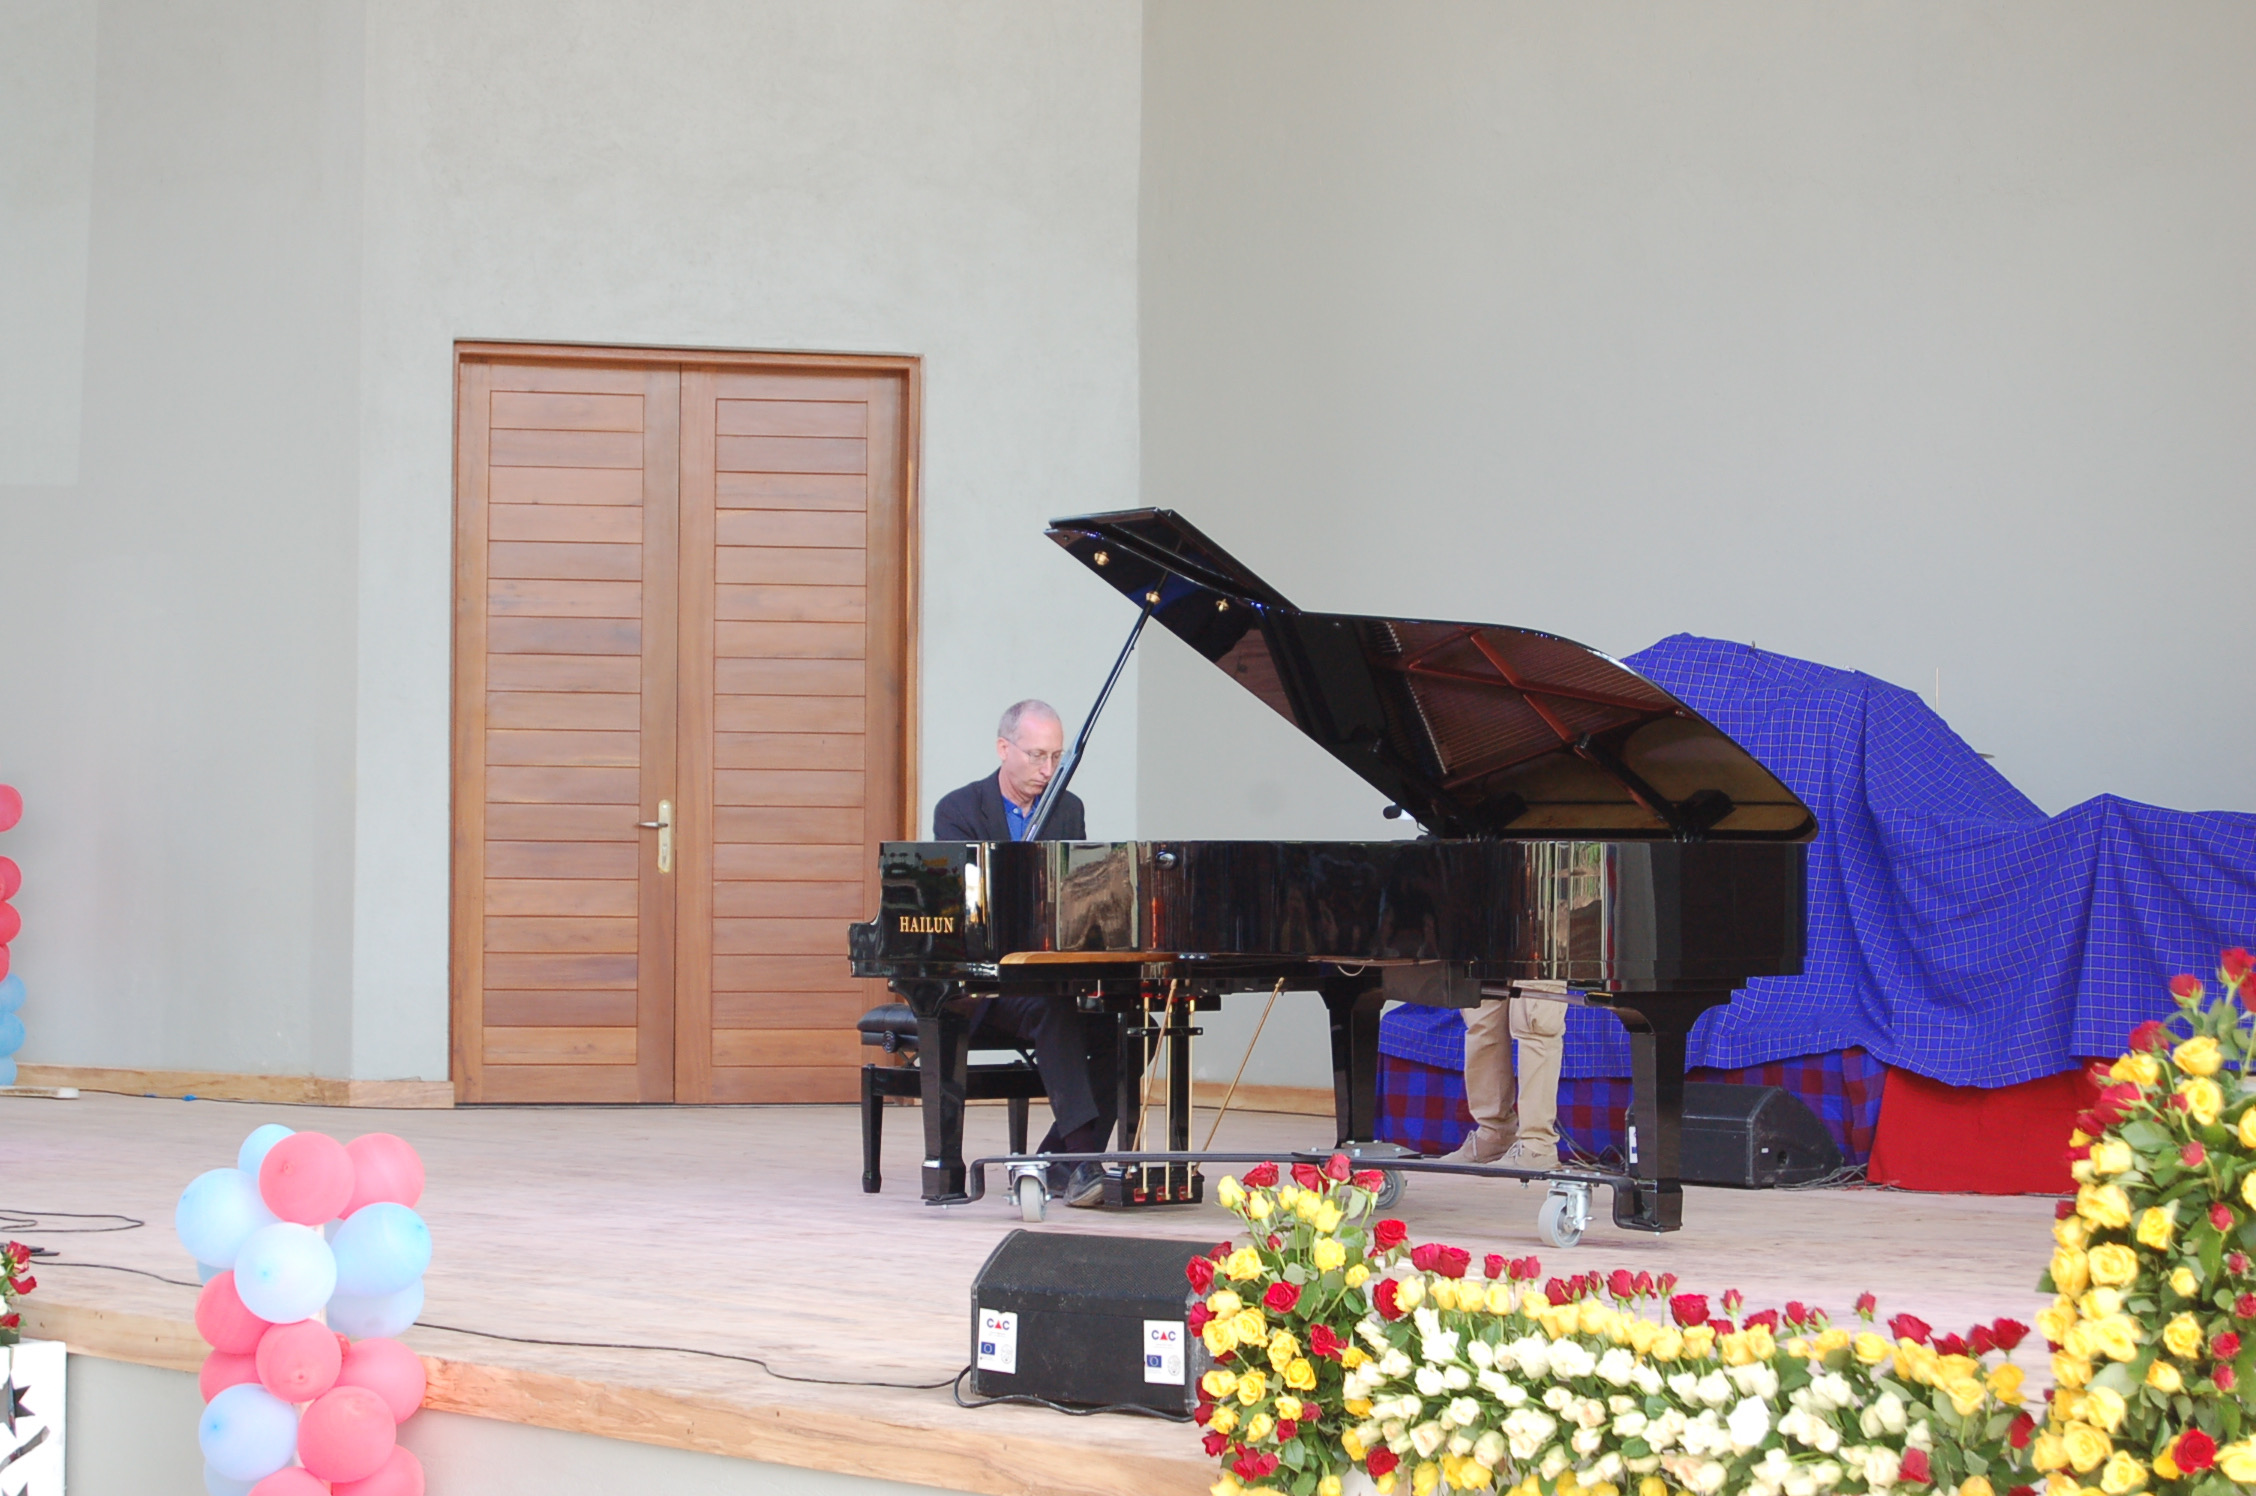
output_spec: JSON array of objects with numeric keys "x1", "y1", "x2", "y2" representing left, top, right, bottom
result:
[
  {"x1": 0, "y1": 902, "x2": 17, "y2": 948},
  {"x1": 199, "y1": 1349, "x2": 260, "y2": 1402},
  {"x1": 0, "y1": 785, "x2": 20, "y2": 834},
  {"x1": 297, "y1": 1386, "x2": 396, "y2": 1484},
  {"x1": 249, "y1": 1470, "x2": 329, "y2": 1496},
  {"x1": 0, "y1": 944, "x2": 8, "y2": 982},
  {"x1": 343, "y1": 1135, "x2": 424, "y2": 1214},
  {"x1": 257, "y1": 1318, "x2": 344, "y2": 1402},
  {"x1": 334, "y1": 1446, "x2": 423, "y2": 1496},
  {"x1": 0, "y1": 856, "x2": 19, "y2": 901},
  {"x1": 196, "y1": 1272, "x2": 274, "y2": 1355},
  {"x1": 336, "y1": 1338, "x2": 425, "y2": 1423},
  {"x1": 260, "y1": 1132, "x2": 355, "y2": 1225}
]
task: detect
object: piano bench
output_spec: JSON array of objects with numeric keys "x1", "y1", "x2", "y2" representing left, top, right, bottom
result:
[{"x1": 857, "y1": 1002, "x2": 1048, "y2": 1194}]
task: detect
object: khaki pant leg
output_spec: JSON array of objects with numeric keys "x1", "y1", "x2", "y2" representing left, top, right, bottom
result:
[
  {"x1": 1460, "y1": 997, "x2": 1519, "y2": 1142},
  {"x1": 1507, "y1": 993, "x2": 1568, "y2": 1152}
]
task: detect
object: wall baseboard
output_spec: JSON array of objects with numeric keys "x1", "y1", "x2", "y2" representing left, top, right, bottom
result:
[{"x1": 13, "y1": 1065, "x2": 455, "y2": 1109}]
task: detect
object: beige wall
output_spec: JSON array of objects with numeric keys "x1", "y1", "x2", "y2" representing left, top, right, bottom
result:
[{"x1": 1140, "y1": 1, "x2": 2256, "y2": 1087}]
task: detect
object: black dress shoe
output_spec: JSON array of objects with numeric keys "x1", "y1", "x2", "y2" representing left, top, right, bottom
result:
[{"x1": 1063, "y1": 1162, "x2": 1109, "y2": 1209}]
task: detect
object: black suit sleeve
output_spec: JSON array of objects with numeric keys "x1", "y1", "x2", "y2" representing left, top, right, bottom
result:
[{"x1": 932, "y1": 784, "x2": 984, "y2": 840}]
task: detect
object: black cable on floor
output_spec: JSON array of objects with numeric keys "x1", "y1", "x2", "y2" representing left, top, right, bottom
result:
[{"x1": 949, "y1": 1366, "x2": 1189, "y2": 1422}]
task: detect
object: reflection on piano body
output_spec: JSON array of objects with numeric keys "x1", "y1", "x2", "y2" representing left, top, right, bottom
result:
[{"x1": 849, "y1": 510, "x2": 1814, "y2": 1231}]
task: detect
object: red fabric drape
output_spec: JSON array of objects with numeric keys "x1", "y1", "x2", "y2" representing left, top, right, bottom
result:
[{"x1": 1867, "y1": 1064, "x2": 2101, "y2": 1195}]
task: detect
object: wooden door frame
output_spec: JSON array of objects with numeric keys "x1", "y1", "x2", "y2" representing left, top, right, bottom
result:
[{"x1": 449, "y1": 340, "x2": 923, "y2": 1099}]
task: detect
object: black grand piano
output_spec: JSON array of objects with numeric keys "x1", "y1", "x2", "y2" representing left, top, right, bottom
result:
[{"x1": 849, "y1": 509, "x2": 1814, "y2": 1244}]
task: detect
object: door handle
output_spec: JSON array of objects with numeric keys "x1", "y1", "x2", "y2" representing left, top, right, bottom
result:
[{"x1": 637, "y1": 800, "x2": 673, "y2": 873}]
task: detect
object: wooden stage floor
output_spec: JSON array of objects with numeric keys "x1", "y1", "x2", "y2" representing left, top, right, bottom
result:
[{"x1": 7, "y1": 1092, "x2": 2061, "y2": 1496}]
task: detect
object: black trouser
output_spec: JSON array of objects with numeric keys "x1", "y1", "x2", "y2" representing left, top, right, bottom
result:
[{"x1": 972, "y1": 995, "x2": 1120, "y2": 1154}]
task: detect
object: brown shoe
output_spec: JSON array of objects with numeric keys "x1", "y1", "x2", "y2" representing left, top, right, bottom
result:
[
  {"x1": 1439, "y1": 1127, "x2": 1513, "y2": 1164},
  {"x1": 1498, "y1": 1140, "x2": 1559, "y2": 1174}
]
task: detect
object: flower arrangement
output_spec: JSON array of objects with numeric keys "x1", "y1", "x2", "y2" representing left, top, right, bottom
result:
[
  {"x1": 0, "y1": 1239, "x2": 34, "y2": 1346},
  {"x1": 1193, "y1": 1160, "x2": 2033, "y2": 1496},
  {"x1": 2037, "y1": 949, "x2": 2256, "y2": 1492}
]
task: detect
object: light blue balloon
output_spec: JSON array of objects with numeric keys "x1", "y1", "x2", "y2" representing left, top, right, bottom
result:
[
  {"x1": 0, "y1": 1056, "x2": 13, "y2": 1087},
  {"x1": 197, "y1": 1383, "x2": 297, "y2": 1483},
  {"x1": 0, "y1": 974, "x2": 23, "y2": 1012},
  {"x1": 203, "y1": 1463, "x2": 256, "y2": 1496},
  {"x1": 235, "y1": 1123, "x2": 295, "y2": 1178},
  {"x1": 175, "y1": 1169, "x2": 277, "y2": 1267},
  {"x1": 332, "y1": 1203, "x2": 432, "y2": 1297},
  {"x1": 326, "y1": 1276, "x2": 423, "y2": 1339},
  {"x1": 231, "y1": 1222, "x2": 335, "y2": 1324},
  {"x1": 197, "y1": 1260, "x2": 226, "y2": 1284},
  {"x1": 0, "y1": 1012, "x2": 22, "y2": 1057}
]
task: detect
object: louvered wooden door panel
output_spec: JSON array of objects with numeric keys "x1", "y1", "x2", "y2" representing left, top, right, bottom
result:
[{"x1": 453, "y1": 348, "x2": 911, "y2": 1105}]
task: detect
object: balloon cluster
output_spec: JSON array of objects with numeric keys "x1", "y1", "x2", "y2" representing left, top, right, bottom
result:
[
  {"x1": 177, "y1": 1125, "x2": 433, "y2": 1496},
  {"x1": 0, "y1": 778, "x2": 23, "y2": 1085}
]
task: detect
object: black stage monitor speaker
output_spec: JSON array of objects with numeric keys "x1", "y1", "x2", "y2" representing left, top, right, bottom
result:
[
  {"x1": 970, "y1": 1230, "x2": 1208, "y2": 1413},
  {"x1": 1679, "y1": 1082, "x2": 1843, "y2": 1188}
]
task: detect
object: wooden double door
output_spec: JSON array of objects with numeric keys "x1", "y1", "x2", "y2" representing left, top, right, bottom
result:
[{"x1": 451, "y1": 346, "x2": 914, "y2": 1103}]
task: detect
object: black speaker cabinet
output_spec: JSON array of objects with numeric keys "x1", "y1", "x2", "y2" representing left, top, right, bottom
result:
[
  {"x1": 970, "y1": 1230, "x2": 1210, "y2": 1412},
  {"x1": 1679, "y1": 1082, "x2": 1843, "y2": 1187}
]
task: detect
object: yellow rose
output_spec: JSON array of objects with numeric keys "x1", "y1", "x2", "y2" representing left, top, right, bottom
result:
[
  {"x1": 1854, "y1": 1332, "x2": 1890, "y2": 1364},
  {"x1": 1962, "y1": 1479, "x2": 1995, "y2": 1496},
  {"x1": 2080, "y1": 1287, "x2": 2122, "y2": 1320},
  {"x1": 1213, "y1": 1477, "x2": 1241, "y2": 1496},
  {"x1": 1274, "y1": 1395, "x2": 1302, "y2": 1421},
  {"x1": 1652, "y1": 1328, "x2": 1684, "y2": 1362},
  {"x1": 1246, "y1": 1193, "x2": 1275, "y2": 1221},
  {"x1": 1746, "y1": 1325, "x2": 1777, "y2": 1361},
  {"x1": 2173, "y1": 1034, "x2": 2222, "y2": 1077},
  {"x1": 2244, "y1": 1170, "x2": 2256, "y2": 1212},
  {"x1": 1203, "y1": 1369, "x2": 1240, "y2": 1398},
  {"x1": 1375, "y1": 1477, "x2": 1397, "y2": 1496},
  {"x1": 2240, "y1": 1109, "x2": 2256, "y2": 1150},
  {"x1": 1344, "y1": 1397, "x2": 1371, "y2": 1416},
  {"x1": 1988, "y1": 1363, "x2": 2026, "y2": 1405},
  {"x1": 2037, "y1": 1300, "x2": 2078, "y2": 1345},
  {"x1": 1341, "y1": 1346, "x2": 1369, "y2": 1370},
  {"x1": 1268, "y1": 1334, "x2": 1298, "y2": 1373},
  {"x1": 2111, "y1": 1051, "x2": 2161, "y2": 1087},
  {"x1": 1394, "y1": 1277, "x2": 1425, "y2": 1311},
  {"x1": 1341, "y1": 1430, "x2": 1368, "y2": 1462},
  {"x1": 1312, "y1": 1237, "x2": 1348, "y2": 1273},
  {"x1": 1235, "y1": 1368, "x2": 1268, "y2": 1404},
  {"x1": 1225, "y1": 1247, "x2": 1265, "y2": 1281},
  {"x1": 1210, "y1": 1404, "x2": 1239, "y2": 1435},
  {"x1": 2051, "y1": 1246, "x2": 2091, "y2": 1297},
  {"x1": 2216, "y1": 1443, "x2": 2256, "y2": 1484},
  {"x1": 1203, "y1": 1318, "x2": 1239, "y2": 1355},
  {"x1": 1579, "y1": 1300, "x2": 1615, "y2": 1337},
  {"x1": 2055, "y1": 1215, "x2": 2092, "y2": 1249},
  {"x1": 2032, "y1": 1432, "x2": 2070, "y2": 1473},
  {"x1": 2078, "y1": 1183, "x2": 2133, "y2": 1228},
  {"x1": 2091, "y1": 1315, "x2": 2141, "y2": 1362},
  {"x1": 2052, "y1": 1352, "x2": 2094, "y2": 1389},
  {"x1": 2146, "y1": 1360, "x2": 2183, "y2": 1392},
  {"x1": 1719, "y1": 1331, "x2": 1754, "y2": 1366},
  {"x1": 2087, "y1": 1244, "x2": 2139, "y2": 1287},
  {"x1": 1414, "y1": 1462, "x2": 1439, "y2": 1496},
  {"x1": 1682, "y1": 1325, "x2": 1716, "y2": 1359},
  {"x1": 2161, "y1": 1312, "x2": 2203, "y2": 1359},
  {"x1": 1244, "y1": 1412, "x2": 1274, "y2": 1443},
  {"x1": 2170, "y1": 1266, "x2": 2200, "y2": 1297},
  {"x1": 2098, "y1": 1451, "x2": 2147, "y2": 1495},
  {"x1": 1234, "y1": 1309, "x2": 1270, "y2": 1347},
  {"x1": 2063, "y1": 1422, "x2": 2112, "y2": 1474},
  {"x1": 1487, "y1": 1282, "x2": 1518, "y2": 1315},
  {"x1": 1944, "y1": 1376, "x2": 1987, "y2": 1416},
  {"x1": 1209, "y1": 1289, "x2": 1244, "y2": 1315},
  {"x1": 1628, "y1": 1317, "x2": 1659, "y2": 1354},
  {"x1": 1640, "y1": 1480, "x2": 1668, "y2": 1496},
  {"x1": 1217, "y1": 1176, "x2": 1246, "y2": 1210},
  {"x1": 2136, "y1": 1205, "x2": 2178, "y2": 1251},
  {"x1": 1285, "y1": 1357, "x2": 1316, "y2": 1390},
  {"x1": 1315, "y1": 1203, "x2": 1344, "y2": 1234},
  {"x1": 1814, "y1": 1326, "x2": 1850, "y2": 1357},
  {"x1": 1320, "y1": 1478, "x2": 1344, "y2": 1496},
  {"x1": 2178, "y1": 1077, "x2": 2224, "y2": 1126},
  {"x1": 2090, "y1": 1139, "x2": 2136, "y2": 1176},
  {"x1": 2063, "y1": 1320, "x2": 2100, "y2": 1360},
  {"x1": 1344, "y1": 1264, "x2": 1370, "y2": 1288},
  {"x1": 2084, "y1": 1385, "x2": 2127, "y2": 1432}
]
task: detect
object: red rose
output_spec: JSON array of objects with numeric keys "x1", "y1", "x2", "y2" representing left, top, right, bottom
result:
[
  {"x1": 1243, "y1": 1161, "x2": 1279, "y2": 1189},
  {"x1": 2065, "y1": 1143, "x2": 2092, "y2": 1163},
  {"x1": 1744, "y1": 1309, "x2": 1780, "y2": 1332},
  {"x1": 1278, "y1": 1418, "x2": 1299, "y2": 1440},
  {"x1": 1709, "y1": 1318, "x2": 1735, "y2": 1336},
  {"x1": 1233, "y1": 1450, "x2": 1281, "y2": 1481},
  {"x1": 2007, "y1": 1413, "x2": 2036, "y2": 1450},
  {"x1": 2237, "y1": 1293, "x2": 2256, "y2": 1319},
  {"x1": 2230, "y1": 1252, "x2": 2250, "y2": 1275},
  {"x1": 1655, "y1": 1272, "x2": 1678, "y2": 1297},
  {"x1": 2213, "y1": 1203, "x2": 2236, "y2": 1231},
  {"x1": 1899, "y1": 1448, "x2": 1932, "y2": 1485},
  {"x1": 1545, "y1": 1278, "x2": 1572, "y2": 1306},
  {"x1": 0, "y1": 1314, "x2": 17, "y2": 1331},
  {"x1": 1409, "y1": 1243, "x2": 1443, "y2": 1273},
  {"x1": 1189, "y1": 1304, "x2": 1215, "y2": 1333},
  {"x1": 1188, "y1": 1256, "x2": 1216, "y2": 1294},
  {"x1": 1212, "y1": 1242, "x2": 1232, "y2": 1260},
  {"x1": 1372, "y1": 1218, "x2": 1408, "y2": 1251},
  {"x1": 1203, "y1": 1430, "x2": 1228, "y2": 1456},
  {"x1": 1291, "y1": 1162, "x2": 1325, "y2": 1192},
  {"x1": 1990, "y1": 1318, "x2": 2029, "y2": 1351},
  {"x1": 1367, "y1": 1448, "x2": 1400, "y2": 1478},
  {"x1": 13, "y1": 1276, "x2": 33, "y2": 1296},
  {"x1": 1722, "y1": 1288, "x2": 1745, "y2": 1315},
  {"x1": 1855, "y1": 1292, "x2": 1878, "y2": 1319},
  {"x1": 2166, "y1": 978, "x2": 2203, "y2": 1005},
  {"x1": 1608, "y1": 1270, "x2": 1637, "y2": 1301},
  {"x1": 1195, "y1": 1399, "x2": 1214, "y2": 1425},
  {"x1": 1889, "y1": 1313, "x2": 1933, "y2": 1344},
  {"x1": 1933, "y1": 1332, "x2": 1967, "y2": 1357},
  {"x1": 1669, "y1": 1294, "x2": 1709, "y2": 1327},
  {"x1": 2055, "y1": 1199, "x2": 2077, "y2": 1221},
  {"x1": 2220, "y1": 1365, "x2": 2239, "y2": 1392},
  {"x1": 1374, "y1": 1279, "x2": 1404, "y2": 1320},
  {"x1": 1325, "y1": 1152, "x2": 1353, "y2": 1182},
  {"x1": 2175, "y1": 1430, "x2": 2217, "y2": 1473},
  {"x1": 1968, "y1": 1326, "x2": 1995, "y2": 1355},
  {"x1": 2170, "y1": 1092, "x2": 2192, "y2": 1113},
  {"x1": 1517, "y1": 1258, "x2": 1543, "y2": 1282},
  {"x1": 2224, "y1": 948, "x2": 2254, "y2": 983},
  {"x1": 1351, "y1": 1169, "x2": 1386, "y2": 1191},
  {"x1": 2185, "y1": 1142, "x2": 2209, "y2": 1167},
  {"x1": 1635, "y1": 1271, "x2": 1655, "y2": 1297},
  {"x1": 2214, "y1": 1330, "x2": 2242, "y2": 1359},
  {"x1": 1783, "y1": 1301, "x2": 1808, "y2": 1326},
  {"x1": 1310, "y1": 1324, "x2": 1346, "y2": 1360},
  {"x1": 1484, "y1": 1254, "x2": 1507, "y2": 1280},
  {"x1": 1435, "y1": 1246, "x2": 1471, "y2": 1279},
  {"x1": 1264, "y1": 1281, "x2": 1302, "y2": 1314}
]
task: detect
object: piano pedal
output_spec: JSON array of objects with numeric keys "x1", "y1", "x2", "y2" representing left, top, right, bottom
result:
[{"x1": 1099, "y1": 1165, "x2": 1204, "y2": 1209}]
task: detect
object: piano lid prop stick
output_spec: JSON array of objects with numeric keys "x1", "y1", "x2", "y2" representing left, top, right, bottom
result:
[
  {"x1": 1201, "y1": 978, "x2": 1285, "y2": 1151},
  {"x1": 1022, "y1": 590, "x2": 1158, "y2": 841}
]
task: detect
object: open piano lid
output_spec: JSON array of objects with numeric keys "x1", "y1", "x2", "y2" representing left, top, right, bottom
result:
[{"x1": 1048, "y1": 509, "x2": 1816, "y2": 842}]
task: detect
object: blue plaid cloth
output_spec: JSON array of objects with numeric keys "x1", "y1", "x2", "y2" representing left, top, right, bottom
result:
[{"x1": 1379, "y1": 635, "x2": 2256, "y2": 1088}]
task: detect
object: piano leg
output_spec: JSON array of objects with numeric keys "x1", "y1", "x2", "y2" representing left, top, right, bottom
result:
[
  {"x1": 901, "y1": 981, "x2": 972, "y2": 1203},
  {"x1": 1113, "y1": 1007, "x2": 1144, "y2": 1153},
  {"x1": 1319, "y1": 971, "x2": 1388, "y2": 1147},
  {"x1": 1609, "y1": 994, "x2": 1710, "y2": 1233}
]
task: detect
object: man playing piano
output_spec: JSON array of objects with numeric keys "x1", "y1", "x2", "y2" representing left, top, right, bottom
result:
[
  {"x1": 1441, "y1": 984, "x2": 1567, "y2": 1172},
  {"x1": 933, "y1": 701, "x2": 1112, "y2": 1206}
]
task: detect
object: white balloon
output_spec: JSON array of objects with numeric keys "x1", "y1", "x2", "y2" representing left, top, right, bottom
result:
[
  {"x1": 236, "y1": 1123, "x2": 295, "y2": 1178},
  {"x1": 204, "y1": 1463, "x2": 256, "y2": 1496},
  {"x1": 175, "y1": 1169, "x2": 277, "y2": 1268},
  {"x1": 326, "y1": 1277, "x2": 424, "y2": 1339},
  {"x1": 231, "y1": 1222, "x2": 336, "y2": 1323},
  {"x1": 197, "y1": 1383, "x2": 297, "y2": 1482}
]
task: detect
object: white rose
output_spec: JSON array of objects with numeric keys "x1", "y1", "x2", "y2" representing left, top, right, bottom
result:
[
  {"x1": 1414, "y1": 1366, "x2": 1446, "y2": 1396},
  {"x1": 1597, "y1": 1347, "x2": 1637, "y2": 1386},
  {"x1": 1726, "y1": 1396, "x2": 1773, "y2": 1453},
  {"x1": 1812, "y1": 1373, "x2": 1853, "y2": 1411},
  {"x1": 1467, "y1": 1339, "x2": 1496, "y2": 1370},
  {"x1": 1784, "y1": 1470, "x2": 1817, "y2": 1496},
  {"x1": 1697, "y1": 1371, "x2": 1734, "y2": 1408},
  {"x1": 1573, "y1": 1427, "x2": 1603, "y2": 1456},
  {"x1": 1693, "y1": 1459, "x2": 1730, "y2": 1495},
  {"x1": 1543, "y1": 1386, "x2": 1573, "y2": 1412},
  {"x1": 1668, "y1": 1371, "x2": 1701, "y2": 1400},
  {"x1": 1614, "y1": 1412, "x2": 1650, "y2": 1439},
  {"x1": 1609, "y1": 1395, "x2": 1639, "y2": 1415},
  {"x1": 1443, "y1": 1364, "x2": 1472, "y2": 1391},
  {"x1": 1633, "y1": 1364, "x2": 1664, "y2": 1395},
  {"x1": 1540, "y1": 1448, "x2": 1571, "y2": 1481},
  {"x1": 1864, "y1": 1449, "x2": 1901, "y2": 1489},
  {"x1": 1875, "y1": 1392, "x2": 1906, "y2": 1436},
  {"x1": 1379, "y1": 1348, "x2": 1413, "y2": 1379},
  {"x1": 1474, "y1": 1431, "x2": 1506, "y2": 1467},
  {"x1": 1811, "y1": 1461, "x2": 1843, "y2": 1490},
  {"x1": 1411, "y1": 1422, "x2": 1448, "y2": 1459},
  {"x1": 1446, "y1": 1397, "x2": 1480, "y2": 1428},
  {"x1": 1590, "y1": 1453, "x2": 1624, "y2": 1481}
]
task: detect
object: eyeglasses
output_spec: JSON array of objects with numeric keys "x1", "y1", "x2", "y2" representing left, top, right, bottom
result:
[{"x1": 1007, "y1": 743, "x2": 1065, "y2": 768}]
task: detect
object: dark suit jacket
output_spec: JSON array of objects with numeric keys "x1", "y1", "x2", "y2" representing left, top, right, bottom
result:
[{"x1": 933, "y1": 770, "x2": 1085, "y2": 841}]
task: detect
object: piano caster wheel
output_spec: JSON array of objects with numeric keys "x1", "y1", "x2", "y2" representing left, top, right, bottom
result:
[
  {"x1": 1373, "y1": 1169, "x2": 1406, "y2": 1210},
  {"x1": 1016, "y1": 1173, "x2": 1049, "y2": 1223},
  {"x1": 1536, "y1": 1184, "x2": 1589, "y2": 1249}
]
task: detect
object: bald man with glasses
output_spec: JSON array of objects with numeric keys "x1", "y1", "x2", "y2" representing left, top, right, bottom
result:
[{"x1": 932, "y1": 700, "x2": 1106, "y2": 1204}]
